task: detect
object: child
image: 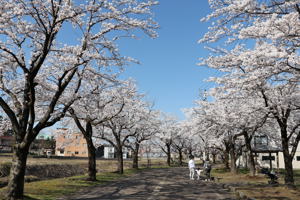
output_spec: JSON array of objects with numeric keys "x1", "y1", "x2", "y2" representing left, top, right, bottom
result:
[{"x1": 188, "y1": 155, "x2": 195, "y2": 180}]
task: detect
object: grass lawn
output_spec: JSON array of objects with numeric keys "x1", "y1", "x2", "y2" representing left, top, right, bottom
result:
[
  {"x1": 0, "y1": 168, "x2": 146, "y2": 200},
  {"x1": 212, "y1": 168, "x2": 300, "y2": 200},
  {"x1": 0, "y1": 156, "x2": 168, "y2": 200}
]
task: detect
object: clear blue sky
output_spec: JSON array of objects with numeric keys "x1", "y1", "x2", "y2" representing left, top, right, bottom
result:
[
  {"x1": 42, "y1": 1, "x2": 215, "y2": 135},
  {"x1": 119, "y1": 0, "x2": 217, "y2": 119}
]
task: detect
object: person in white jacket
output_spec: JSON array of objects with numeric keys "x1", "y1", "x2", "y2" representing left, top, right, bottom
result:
[{"x1": 188, "y1": 155, "x2": 195, "y2": 180}]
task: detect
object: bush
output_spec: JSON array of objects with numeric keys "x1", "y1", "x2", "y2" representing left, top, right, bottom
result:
[{"x1": 26, "y1": 164, "x2": 86, "y2": 179}]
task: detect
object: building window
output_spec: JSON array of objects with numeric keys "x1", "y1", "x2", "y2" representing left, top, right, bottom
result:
[
  {"x1": 75, "y1": 151, "x2": 79, "y2": 155},
  {"x1": 262, "y1": 156, "x2": 275, "y2": 161},
  {"x1": 60, "y1": 150, "x2": 64, "y2": 154},
  {"x1": 296, "y1": 156, "x2": 300, "y2": 161}
]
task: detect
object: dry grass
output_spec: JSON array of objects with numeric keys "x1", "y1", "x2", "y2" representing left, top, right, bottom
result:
[
  {"x1": 0, "y1": 156, "x2": 167, "y2": 200},
  {"x1": 239, "y1": 186, "x2": 300, "y2": 200},
  {"x1": 0, "y1": 155, "x2": 166, "y2": 172},
  {"x1": 0, "y1": 169, "x2": 141, "y2": 200},
  {"x1": 212, "y1": 168, "x2": 300, "y2": 200}
]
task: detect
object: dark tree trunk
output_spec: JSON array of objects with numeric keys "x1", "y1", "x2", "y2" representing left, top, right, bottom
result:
[
  {"x1": 72, "y1": 117, "x2": 97, "y2": 182},
  {"x1": 86, "y1": 142, "x2": 97, "y2": 181},
  {"x1": 223, "y1": 141, "x2": 231, "y2": 169},
  {"x1": 166, "y1": 143, "x2": 171, "y2": 167},
  {"x1": 178, "y1": 149, "x2": 183, "y2": 166},
  {"x1": 205, "y1": 150, "x2": 210, "y2": 161},
  {"x1": 85, "y1": 122, "x2": 97, "y2": 181},
  {"x1": 281, "y1": 128, "x2": 294, "y2": 186},
  {"x1": 243, "y1": 133, "x2": 256, "y2": 176},
  {"x1": 212, "y1": 153, "x2": 216, "y2": 164},
  {"x1": 6, "y1": 144, "x2": 30, "y2": 200},
  {"x1": 116, "y1": 147, "x2": 124, "y2": 174},
  {"x1": 132, "y1": 142, "x2": 140, "y2": 169},
  {"x1": 283, "y1": 151, "x2": 294, "y2": 186},
  {"x1": 229, "y1": 146, "x2": 237, "y2": 174}
]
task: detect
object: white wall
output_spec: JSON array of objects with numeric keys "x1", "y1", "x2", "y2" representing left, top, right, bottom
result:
[{"x1": 104, "y1": 147, "x2": 115, "y2": 159}]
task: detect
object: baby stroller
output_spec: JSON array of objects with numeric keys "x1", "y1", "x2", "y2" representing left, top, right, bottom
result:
[{"x1": 261, "y1": 168, "x2": 278, "y2": 185}]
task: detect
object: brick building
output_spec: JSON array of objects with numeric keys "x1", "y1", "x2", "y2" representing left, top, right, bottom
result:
[
  {"x1": 55, "y1": 128, "x2": 88, "y2": 157},
  {"x1": 55, "y1": 128, "x2": 131, "y2": 159}
]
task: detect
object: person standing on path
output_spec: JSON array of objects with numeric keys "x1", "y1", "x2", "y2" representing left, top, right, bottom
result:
[
  {"x1": 188, "y1": 155, "x2": 195, "y2": 180},
  {"x1": 203, "y1": 160, "x2": 212, "y2": 181}
]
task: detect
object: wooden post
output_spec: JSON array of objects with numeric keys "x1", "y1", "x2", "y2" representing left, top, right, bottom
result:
[
  {"x1": 269, "y1": 152, "x2": 272, "y2": 170},
  {"x1": 276, "y1": 152, "x2": 279, "y2": 173}
]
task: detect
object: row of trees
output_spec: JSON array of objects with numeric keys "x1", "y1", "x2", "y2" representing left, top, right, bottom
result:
[
  {"x1": 0, "y1": 1, "x2": 212, "y2": 199},
  {"x1": 1, "y1": 0, "x2": 298, "y2": 199},
  {"x1": 0, "y1": 0, "x2": 160, "y2": 199},
  {"x1": 188, "y1": 0, "x2": 300, "y2": 187}
]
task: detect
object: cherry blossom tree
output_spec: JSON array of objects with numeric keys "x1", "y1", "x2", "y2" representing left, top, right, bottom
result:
[
  {"x1": 201, "y1": 0, "x2": 300, "y2": 185},
  {"x1": 156, "y1": 113, "x2": 178, "y2": 166},
  {"x1": 200, "y1": 0, "x2": 300, "y2": 82},
  {"x1": 96, "y1": 84, "x2": 147, "y2": 174},
  {"x1": 67, "y1": 78, "x2": 130, "y2": 181},
  {"x1": 172, "y1": 120, "x2": 200, "y2": 166},
  {"x1": 171, "y1": 132, "x2": 187, "y2": 166},
  {"x1": 0, "y1": 0, "x2": 158, "y2": 199},
  {"x1": 141, "y1": 139, "x2": 162, "y2": 167},
  {"x1": 125, "y1": 109, "x2": 160, "y2": 169},
  {"x1": 258, "y1": 83, "x2": 300, "y2": 184},
  {"x1": 189, "y1": 98, "x2": 244, "y2": 174}
]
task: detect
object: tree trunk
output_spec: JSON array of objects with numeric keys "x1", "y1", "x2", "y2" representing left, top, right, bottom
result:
[
  {"x1": 212, "y1": 153, "x2": 216, "y2": 164},
  {"x1": 166, "y1": 143, "x2": 171, "y2": 167},
  {"x1": 178, "y1": 149, "x2": 183, "y2": 166},
  {"x1": 281, "y1": 131, "x2": 294, "y2": 186},
  {"x1": 188, "y1": 148, "x2": 192, "y2": 156},
  {"x1": 85, "y1": 137, "x2": 96, "y2": 181},
  {"x1": 244, "y1": 133, "x2": 256, "y2": 176},
  {"x1": 116, "y1": 147, "x2": 124, "y2": 174},
  {"x1": 229, "y1": 147, "x2": 237, "y2": 174},
  {"x1": 205, "y1": 150, "x2": 210, "y2": 161},
  {"x1": 223, "y1": 141, "x2": 231, "y2": 169},
  {"x1": 224, "y1": 149, "x2": 230, "y2": 169},
  {"x1": 132, "y1": 142, "x2": 140, "y2": 169},
  {"x1": 6, "y1": 144, "x2": 30, "y2": 200},
  {"x1": 80, "y1": 122, "x2": 97, "y2": 181}
]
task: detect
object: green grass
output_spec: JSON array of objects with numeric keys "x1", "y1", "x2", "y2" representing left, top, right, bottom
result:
[
  {"x1": 0, "y1": 169, "x2": 141, "y2": 200},
  {"x1": 292, "y1": 169, "x2": 300, "y2": 187}
]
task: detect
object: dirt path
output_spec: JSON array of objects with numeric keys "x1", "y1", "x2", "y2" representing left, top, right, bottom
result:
[{"x1": 57, "y1": 167, "x2": 236, "y2": 200}]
